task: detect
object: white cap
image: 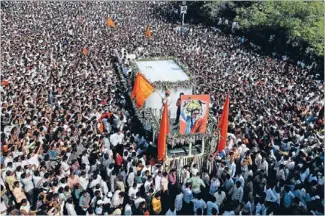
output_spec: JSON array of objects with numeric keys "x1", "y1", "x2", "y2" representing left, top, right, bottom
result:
[{"x1": 97, "y1": 200, "x2": 104, "y2": 205}]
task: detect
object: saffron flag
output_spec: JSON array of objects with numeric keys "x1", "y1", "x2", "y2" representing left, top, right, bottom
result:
[
  {"x1": 83, "y1": 47, "x2": 88, "y2": 56},
  {"x1": 158, "y1": 103, "x2": 170, "y2": 161},
  {"x1": 145, "y1": 27, "x2": 152, "y2": 38},
  {"x1": 217, "y1": 93, "x2": 230, "y2": 152},
  {"x1": 107, "y1": 18, "x2": 115, "y2": 28},
  {"x1": 131, "y1": 73, "x2": 154, "y2": 108}
]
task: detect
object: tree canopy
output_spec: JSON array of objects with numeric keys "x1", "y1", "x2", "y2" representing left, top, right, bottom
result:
[
  {"x1": 234, "y1": 1, "x2": 324, "y2": 57},
  {"x1": 192, "y1": 1, "x2": 324, "y2": 57}
]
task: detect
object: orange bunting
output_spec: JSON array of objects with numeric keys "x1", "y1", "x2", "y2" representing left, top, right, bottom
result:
[
  {"x1": 145, "y1": 27, "x2": 152, "y2": 38},
  {"x1": 107, "y1": 18, "x2": 115, "y2": 28},
  {"x1": 131, "y1": 73, "x2": 154, "y2": 108},
  {"x1": 83, "y1": 47, "x2": 88, "y2": 56}
]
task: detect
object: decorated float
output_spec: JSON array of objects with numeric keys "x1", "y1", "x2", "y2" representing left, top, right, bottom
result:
[{"x1": 114, "y1": 49, "x2": 220, "y2": 176}]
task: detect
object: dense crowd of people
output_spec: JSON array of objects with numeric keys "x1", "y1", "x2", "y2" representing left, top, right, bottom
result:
[{"x1": 1, "y1": 1, "x2": 324, "y2": 215}]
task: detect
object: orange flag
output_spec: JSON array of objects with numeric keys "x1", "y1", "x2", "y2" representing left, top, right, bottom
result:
[
  {"x1": 145, "y1": 27, "x2": 152, "y2": 38},
  {"x1": 158, "y1": 103, "x2": 170, "y2": 160},
  {"x1": 217, "y1": 93, "x2": 230, "y2": 152},
  {"x1": 131, "y1": 73, "x2": 154, "y2": 108},
  {"x1": 107, "y1": 18, "x2": 115, "y2": 28},
  {"x1": 83, "y1": 47, "x2": 88, "y2": 56}
]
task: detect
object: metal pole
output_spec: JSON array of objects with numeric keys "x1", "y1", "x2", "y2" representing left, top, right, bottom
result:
[
  {"x1": 182, "y1": 13, "x2": 184, "y2": 26},
  {"x1": 202, "y1": 136, "x2": 205, "y2": 155}
]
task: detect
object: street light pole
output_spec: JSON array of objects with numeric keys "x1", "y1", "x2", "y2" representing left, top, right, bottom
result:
[{"x1": 180, "y1": 1, "x2": 187, "y2": 34}]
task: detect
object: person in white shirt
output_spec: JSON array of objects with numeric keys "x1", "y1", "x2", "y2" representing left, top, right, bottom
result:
[
  {"x1": 235, "y1": 171, "x2": 245, "y2": 188},
  {"x1": 134, "y1": 192, "x2": 145, "y2": 209},
  {"x1": 128, "y1": 183, "x2": 139, "y2": 200},
  {"x1": 111, "y1": 190, "x2": 124, "y2": 208},
  {"x1": 155, "y1": 171, "x2": 162, "y2": 191},
  {"x1": 231, "y1": 181, "x2": 244, "y2": 204},
  {"x1": 109, "y1": 130, "x2": 124, "y2": 148},
  {"x1": 124, "y1": 200, "x2": 133, "y2": 215},
  {"x1": 181, "y1": 165, "x2": 190, "y2": 185},
  {"x1": 144, "y1": 175, "x2": 153, "y2": 193},
  {"x1": 89, "y1": 173, "x2": 102, "y2": 190},
  {"x1": 229, "y1": 160, "x2": 236, "y2": 178},
  {"x1": 161, "y1": 172, "x2": 169, "y2": 192},
  {"x1": 79, "y1": 172, "x2": 89, "y2": 190},
  {"x1": 264, "y1": 184, "x2": 277, "y2": 203},
  {"x1": 65, "y1": 197, "x2": 78, "y2": 215},
  {"x1": 191, "y1": 162, "x2": 199, "y2": 177},
  {"x1": 209, "y1": 176, "x2": 220, "y2": 195},
  {"x1": 214, "y1": 188, "x2": 226, "y2": 207},
  {"x1": 20, "y1": 172, "x2": 34, "y2": 206},
  {"x1": 127, "y1": 168, "x2": 135, "y2": 188},
  {"x1": 81, "y1": 151, "x2": 90, "y2": 166}
]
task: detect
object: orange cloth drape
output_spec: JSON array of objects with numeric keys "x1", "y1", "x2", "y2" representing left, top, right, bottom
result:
[
  {"x1": 217, "y1": 93, "x2": 230, "y2": 152},
  {"x1": 157, "y1": 103, "x2": 170, "y2": 161},
  {"x1": 145, "y1": 27, "x2": 152, "y2": 38},
  {"x1": 107, "y1": 18, "x2": 115, "y2": 28},
  {"x1": 83, "y1": 47, "x2": 88, "y2": 56},
  {"x1": 131, "y1": 73, "x2": 154, "y2": 108}
]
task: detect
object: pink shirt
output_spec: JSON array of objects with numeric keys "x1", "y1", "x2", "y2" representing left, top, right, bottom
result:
[{"x1": 68, "y1": 176, "x2": 80, "y2": 188}]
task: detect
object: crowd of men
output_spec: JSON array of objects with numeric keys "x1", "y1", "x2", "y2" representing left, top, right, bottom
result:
[{"x1": 1, "y1": 1, "x2": 324, "y2": 215}]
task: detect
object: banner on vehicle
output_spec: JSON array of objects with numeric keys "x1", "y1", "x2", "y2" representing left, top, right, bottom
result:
[{"x1": 179, "y1": 94, "x2": 210, "y2": 135}]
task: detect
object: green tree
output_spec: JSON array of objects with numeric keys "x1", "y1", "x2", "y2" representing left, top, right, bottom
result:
[{"x1": 234, "y1": 1, "x2": 324, "y2": 56}]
